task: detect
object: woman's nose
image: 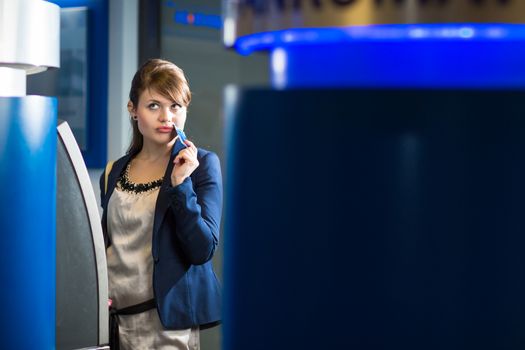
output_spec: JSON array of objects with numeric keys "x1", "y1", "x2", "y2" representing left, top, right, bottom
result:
[{"x1": 160, "y1": 108, "x2": 173, "y2": 122}]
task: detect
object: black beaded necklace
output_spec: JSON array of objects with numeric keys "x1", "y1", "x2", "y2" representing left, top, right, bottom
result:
[{"x1": 117, "y1": 162, "x2": 163, "y2": 194}]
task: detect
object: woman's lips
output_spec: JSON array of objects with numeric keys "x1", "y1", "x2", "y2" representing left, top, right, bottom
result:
[{"x1": 157, "y1": 126, "x2": 173, "y2": 133}]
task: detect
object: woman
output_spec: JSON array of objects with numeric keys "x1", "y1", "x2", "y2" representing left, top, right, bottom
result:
[{"x1": 100, "y1": 58, "x2": 222, "y2": 349}]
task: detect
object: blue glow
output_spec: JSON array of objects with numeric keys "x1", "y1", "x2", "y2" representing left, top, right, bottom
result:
[
  {"x1": 234, "y1": 24, "x2": 525, "y2": 55},
  {"x1": 233, "y1": 24, "x2": 525, "y2": 88}
]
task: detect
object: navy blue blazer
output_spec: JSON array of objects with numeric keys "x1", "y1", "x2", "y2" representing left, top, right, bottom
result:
[{"x1": 99, "y1": 147, "x2": 223, "y2": 330}]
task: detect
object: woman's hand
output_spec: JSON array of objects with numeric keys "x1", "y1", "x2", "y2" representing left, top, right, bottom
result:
[{"x1": 171, "y1": 140, "x2": 199, "y2": 187}]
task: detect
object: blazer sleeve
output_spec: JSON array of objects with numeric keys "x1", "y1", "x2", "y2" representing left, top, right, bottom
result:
[{"x1": 167, "y1": 151, "x2": 223, "y2": 265}]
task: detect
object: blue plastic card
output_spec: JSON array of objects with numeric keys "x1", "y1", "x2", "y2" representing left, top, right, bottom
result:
[
  {"x1": 175, "y1": 126, "x2": 187, "y2": 143},
  {"x1": 172, "y1": 125, "x2": 188, "y2": 156}
]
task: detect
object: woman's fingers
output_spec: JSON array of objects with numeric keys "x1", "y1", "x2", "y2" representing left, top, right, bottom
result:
[
  {"x1": 173, "y1": 154, "x2": 183, "y2": 165},
  {"x1": 171, "y1": 141, "x2": 199, "y2": 186},
  {"x1": 174, "y1": 148, "x2": 198, "y2": 166},
  {"x1": 184, "y1": 140, "x2": 198, "y2": 156}
]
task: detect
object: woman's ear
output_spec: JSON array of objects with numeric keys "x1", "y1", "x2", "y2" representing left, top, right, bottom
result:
[{"x1": 127, "y1": 101, "x2": 135, "y2": 115}]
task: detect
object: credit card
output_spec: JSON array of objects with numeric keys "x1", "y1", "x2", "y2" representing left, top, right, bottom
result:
[
  {"x1": 172, "y1": 125, "x2": 188, "y2": 155},
  {"x1": 174, "y1": 125, "x2": 187, "y2": 143}
]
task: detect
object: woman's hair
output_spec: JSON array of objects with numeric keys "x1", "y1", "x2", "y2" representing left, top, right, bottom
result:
[{"x1": 127, "y1": 58, "x2": 192, "y2": 155}]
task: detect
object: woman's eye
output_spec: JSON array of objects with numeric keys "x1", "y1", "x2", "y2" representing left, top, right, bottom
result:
[
  {"x1": 148, "y1": 103, "x2": 159, "y2": 110},
  {"x1": 171, "y1": 103, "x2": 181, "y2": 110}
]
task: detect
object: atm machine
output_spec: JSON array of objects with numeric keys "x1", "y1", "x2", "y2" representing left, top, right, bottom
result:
[
  {"x1": 0, "y1": 1, "x2": 108, "y2": 348},
  {"x1": 57, "y1": 120, "x2": 109, "y2": 349},
  {"x1": 222, "y1": 1, "x2": 525, "y2": 349}
]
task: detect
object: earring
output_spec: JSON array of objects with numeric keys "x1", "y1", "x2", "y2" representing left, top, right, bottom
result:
[{"x1": 132, "y1": 115, "x2": 138, "y2": 121}]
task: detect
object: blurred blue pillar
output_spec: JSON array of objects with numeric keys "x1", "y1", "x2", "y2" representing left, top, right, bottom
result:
[
  {"x1": 0, "y1": 97, "x2": 57, "y2": 348},
  {"x1": 0, "y1": 0, "x2": 60, "y2": 348},
  {"x1": 223, "y1": 3, "x2": 525, "y2": 349}
]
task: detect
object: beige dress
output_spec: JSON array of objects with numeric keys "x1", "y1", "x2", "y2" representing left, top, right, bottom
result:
[{"x1": 106, "y1": 180, "x2": 199, "y2": 350}]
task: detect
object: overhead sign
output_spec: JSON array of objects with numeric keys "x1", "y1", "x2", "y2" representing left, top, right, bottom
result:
[{"x1": 223, "y1": 0, "x2": 525, "y2": 46}]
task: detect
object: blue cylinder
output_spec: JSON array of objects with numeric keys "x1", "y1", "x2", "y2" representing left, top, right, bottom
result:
[
  {"x1": 234, "y1": 24, "x2": 525, "y2": 88},
  {"x1": 0, "y1": 96, "x2": 57, "y2": 349},
  {"x1": 272, "y1": 39, "x2": 525, "y2": 88},
  {"x1": 224, "y1": 23, "x2": 525, "y2": 350}
]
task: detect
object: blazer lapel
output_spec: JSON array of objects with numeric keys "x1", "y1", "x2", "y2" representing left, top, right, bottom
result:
[
  {"x1": 105, "y1": 157, "x2": 130, "y2": 205},
  {"x1": 102, "y1": 154, "x2": 132, "y2": 247}
]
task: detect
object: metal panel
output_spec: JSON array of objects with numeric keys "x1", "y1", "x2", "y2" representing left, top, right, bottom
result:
[{"x1": 56, "y1": 120, "x2": 108, "y2": 348}]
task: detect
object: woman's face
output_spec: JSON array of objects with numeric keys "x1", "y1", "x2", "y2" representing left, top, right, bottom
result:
[{"x1": 130, "y1": 88, "x2": 187, "y2": 145}]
